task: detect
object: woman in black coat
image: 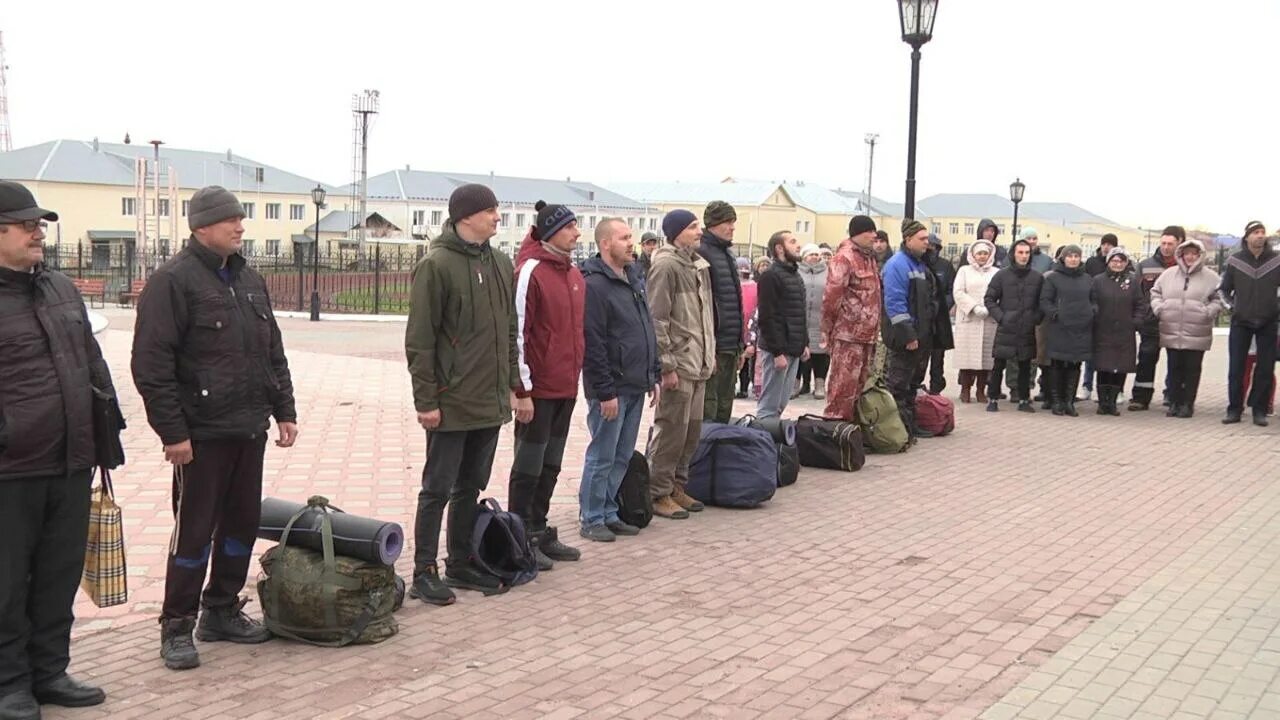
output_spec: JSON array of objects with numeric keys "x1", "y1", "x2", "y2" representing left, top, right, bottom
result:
[
  {"x1": 983, "y1": 239, "x2": 1044, "y2": 412},
  {"x1": 1039, "y1": 245, "x2": 1096, "y2": 417},
  {"x1": 1091, "y1": 247, "x2": 1146, "y2": 416}
]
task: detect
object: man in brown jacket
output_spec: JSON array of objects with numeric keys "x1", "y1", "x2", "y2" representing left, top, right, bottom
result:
[
  {"x1": 647, "y1": 210, "x2": 716, "y2": 519},
  {"x1": 821, "y1": 215, "x2": 884, "y2": 420},
  {"x1": 132, "y1": 186, "x2": 298, "y2": 671}
]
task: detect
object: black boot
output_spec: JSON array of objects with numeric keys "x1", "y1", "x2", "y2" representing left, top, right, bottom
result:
[
  {"x1": 1048, "y1": 366, "x2": 1066, "y2": 415},
  {"x1": 444, "y1": 561, "x2": 509, "y2": 595},
  {"x1": 1064, "y1": 365, "x2": 1081, "y2": 417},
  {"x1": 160, "y1": 618, "x2": 200, "y2": 671},
  {"x1": 0, "y1": 689, "x2": 39, "y2": 720},
  {"x1": 528, "y1": 528, "x2": 555, "y2": 571},
  {"x1": 32, "y1": 675, "x2": 106, "y2": 708},
  {"x1": 540, "y1": 526, "x2": 581, "y2": 562},
  {"x1": 1096, "y1": 385, "x2": 1109, "y2": 415},
  {"x1": 409, "y1": 564, "x2": 456, "y2": 606},
  {"x1": 1104, "y1": 386, "x2": 1121, "y2": 416},
  {"x1": 196, "y1": 597, "x2": 272, "y2": 644}
]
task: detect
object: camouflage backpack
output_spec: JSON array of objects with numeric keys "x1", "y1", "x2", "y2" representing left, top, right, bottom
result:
[{"x1": 257, "y1": 497, "x2": 401, "y2": 647}]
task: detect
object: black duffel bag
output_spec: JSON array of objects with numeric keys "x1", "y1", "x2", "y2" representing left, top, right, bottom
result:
[
  {"x1": 732, "y1": 415, "x2": 799, "y2": 487},
  {"x1": 794, "y1": 415, "x2": 865, "y2": 471}
]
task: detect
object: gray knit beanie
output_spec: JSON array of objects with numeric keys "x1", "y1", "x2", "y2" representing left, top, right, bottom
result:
[{"x1": 188, "y1": 186, "x2": 246, "y2": 231}]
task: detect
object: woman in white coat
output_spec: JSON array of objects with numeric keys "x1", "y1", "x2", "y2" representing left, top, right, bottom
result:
[{"x1": 951, "y1": 239, "x2": 1000, "y2": 402}]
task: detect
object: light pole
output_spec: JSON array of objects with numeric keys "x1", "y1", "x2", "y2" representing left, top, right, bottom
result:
[
  {"x1": 310, "y1": 184, "x2": 326, "y2": 322},
  {"x1": 1009, "y1": 178, "x2": 1025, "y2": 242},
  {"x1": 897, "y1": 0, "x2": 938, "y2": 221}
]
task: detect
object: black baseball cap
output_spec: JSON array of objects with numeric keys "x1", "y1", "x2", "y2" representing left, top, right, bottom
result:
[{"x1": 0, "y1": 180, "x2": 59, "y2": 222}]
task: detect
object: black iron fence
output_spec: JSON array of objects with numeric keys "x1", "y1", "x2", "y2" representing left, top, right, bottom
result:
[{"x1": 44, "y1": 241, "x2": 426, "y2": 315}]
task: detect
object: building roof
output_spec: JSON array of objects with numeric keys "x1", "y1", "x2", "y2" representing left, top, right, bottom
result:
[
  {"x1": 304, "y1": 210, "x2": 401, "y2": 234},
  {"x1": 602, "y1": 180, "x2": 782, "y2": 207},
  {"x1": 831, "y1": 189, "x2": 922, "y2": 220},
  {"x1": 916, "y1": 194, "x2": 1116, "y2": 225},
  {"x1": 0, "y1": 139, "x2": 329, "y2": 195},
  {"x1": 331, "y1": 169, "x2": 649, "y2": 211}
]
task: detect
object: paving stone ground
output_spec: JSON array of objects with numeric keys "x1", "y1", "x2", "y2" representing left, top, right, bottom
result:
[{"x1": 44, "y1": 310, "x2": 1279, "y2": 719}]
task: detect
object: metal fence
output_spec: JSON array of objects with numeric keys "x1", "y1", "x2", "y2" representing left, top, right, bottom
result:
[{"x1": 44, "y1": 241, "x2": 426, "y2": 315}]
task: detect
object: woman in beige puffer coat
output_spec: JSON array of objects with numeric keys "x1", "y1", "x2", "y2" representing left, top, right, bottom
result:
[{"x1": 1148, "y1": 238, "x2": 1223, "y2": 419}]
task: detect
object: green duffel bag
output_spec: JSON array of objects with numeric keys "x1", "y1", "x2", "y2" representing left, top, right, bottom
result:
[
  {"x1": 856, "y1": 379, "x2": 911, "y2": 454},
  {"x1": 257, "y1": 497, "x2": 400, "y2": 647}
]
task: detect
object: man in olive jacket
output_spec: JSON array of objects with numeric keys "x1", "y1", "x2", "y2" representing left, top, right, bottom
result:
[
  {"x1": 0, "y1": 181, "x2": 119, "y2": 717},
  {"x1": 405, "y1": 183, "x2": 524, "y2": 605},
  {"x1": 132, "y1": 186, "x2": 298, "y2": 672}
]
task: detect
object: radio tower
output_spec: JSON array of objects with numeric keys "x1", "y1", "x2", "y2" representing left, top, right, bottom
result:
[
  {"x1": 350, "y1": 89, "x2": 379, "y2": 256},
  {"x1": 0, "y1": 31, "x2": 13, "y2": 152}
]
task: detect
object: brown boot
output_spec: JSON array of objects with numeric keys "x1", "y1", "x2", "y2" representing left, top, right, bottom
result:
[
  {"x1": 652, "y1": 495, "x2": 689, "y2": 519},
  {"x1": 959, "y1": 370, "x2": 973, "y2": 403},
  {"x1": 975, "y1": 371, "x2": 988, "y2": 403},
  {"x1": 671, "y1": 488, "x2": 705, "y2": 513}
]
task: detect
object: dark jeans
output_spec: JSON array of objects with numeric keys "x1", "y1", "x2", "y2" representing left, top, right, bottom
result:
[
  {"x1": 1227, "y1": 322, "x2": 1279, "y2": 413},
  {"x1": 1097, "y1": 370, "x2": 1127, "y2": 389},
  {"x1": 163, "y1": 437, "x2": 266, "y2": 621},
  {"x1": 1083, "y1": 360, "x2": 1096, "y2": 391},
  {"x1": 885, "y1": 346, "x2": 928, "y2": 431},
  {"x1": 798, "y1": 353, "x2": 831, "y2": 390},
  {"x1": 703, "y1": 351, "x2": 740, "y2": 423},
  {"x1": 990, "y1": 358, "x2": 1031, "y2": 401},
  {"x1": 0, "y1": 470, "x2": 92, "y2": 691},
  {"x1": 508, "y1": 397, "x2": 576, "y2": 531},
  {"x1": 1133, "y1": 333, "x2": 1163, "y2": 405},
  {"x1": 1168, "y1": 349, "x2": 1206, "y2": 407},
  {"x1": 413, "y1": 426, "x2": 501, "y2": 575},
  {"x1": 926, "y1": 348, "x2": 948, "y2": 392},
  {"x1": 739, "y1": 356, "x2": 754, "y2": 395}
]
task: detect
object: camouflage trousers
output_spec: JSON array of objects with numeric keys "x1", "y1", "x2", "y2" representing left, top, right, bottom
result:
[{"x1": 823, "y1": 341, "x2": 877, "y2": 421}]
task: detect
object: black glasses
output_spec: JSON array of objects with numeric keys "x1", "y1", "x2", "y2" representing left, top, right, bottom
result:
[{"x1": 0, "y1": 218, "x2": 48, "y2": 232}]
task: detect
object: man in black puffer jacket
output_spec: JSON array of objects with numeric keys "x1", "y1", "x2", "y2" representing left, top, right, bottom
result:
[
  {"x1": 983, "y1": 238, "x2": 1045, "y2": 412},
  {"x1": 0, "y1": 181, "x2": 122, "y2": 717},
  {"x1": 1219, "y1": 220, "x2": 1280, "y2": 425},
  {"x1": 697, "y1": 201, "x2": 744, "y2": 423},
  {"x1": 132, "y1": 186, "x2": 299, "y2": 671},
  {"x1": 756, "y1": 231, "x2": 810, "y2": 420}
]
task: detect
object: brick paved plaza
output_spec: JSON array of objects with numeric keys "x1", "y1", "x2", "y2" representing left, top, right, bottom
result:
[{"x1": 46, "y1": 310, "x2": 1279, "y2": 720}]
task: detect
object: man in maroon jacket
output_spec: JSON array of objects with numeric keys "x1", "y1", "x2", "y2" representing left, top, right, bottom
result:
[{"x1": 509, "y1": 201, "x2": 586, "y2": 570}]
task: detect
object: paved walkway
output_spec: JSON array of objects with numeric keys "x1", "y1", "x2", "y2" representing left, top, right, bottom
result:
[{"x1": 44, "y1": 312, "x2": 1280, "y2": 719}]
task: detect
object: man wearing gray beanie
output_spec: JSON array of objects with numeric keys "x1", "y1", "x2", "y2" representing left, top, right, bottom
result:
[{"x1": 131, "y1": 185, "x2": 299, "y2": 671}]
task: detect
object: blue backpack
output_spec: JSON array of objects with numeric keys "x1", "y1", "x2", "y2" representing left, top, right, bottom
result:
[
  {"x1": 471, "y1": 498, "x2": 537, "y2": 586},
  {"x1": 687, "y1": 422, "x2": 778, "y2": 508}
]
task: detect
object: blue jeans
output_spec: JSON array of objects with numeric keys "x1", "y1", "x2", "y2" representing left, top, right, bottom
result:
[{"x1": 579, "y1": 393, "x2": 645, "y2": 529}]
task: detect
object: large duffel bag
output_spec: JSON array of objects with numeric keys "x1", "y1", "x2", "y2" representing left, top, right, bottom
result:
[
  {"x1": 258, "y1": 496, "x2": 399, "y2": 647},
  {"x1": 857, "y1": 380, "x2": 911, "y2": 454},
  {"x1": 732, "y1": 415, "x2": 799, "y2": 487},
  {"x1": 687, "y1": 423, "x2": 777, "y2": 508},
  {"x1": 916, "y1": 392, "x2": 955, "y2": 436},
  {"x1": 794, "y1": 415, "x2": 866, "y2": 471},
  {"x1": 616, "y1": 451, "x2": 654, "y2": 529}
]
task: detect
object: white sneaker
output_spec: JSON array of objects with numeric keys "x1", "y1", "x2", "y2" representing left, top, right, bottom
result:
[{"x1": 1081, "y1": 388, "x2": 1092, "y2": 402}]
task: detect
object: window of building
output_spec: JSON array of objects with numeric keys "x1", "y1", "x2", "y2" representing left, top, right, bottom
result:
[
  {"x1": 516, "y1": 213, "x2": 526, "y2": 228},
  {"x1": 648, "y1": 218, "x2": 657, "y2": 230},
  {"x1": 412, "y1": 210, "x2": 425, "y2": 225},
  {"x1": 946, "y1": 243, "x2": 959, "y2": 257},
  {"x1": 121, "y1": 197, "x2": 136, "y2": 216},
  {"x1": 243, "y1": 202, "x2": 256, "y2": 219},
  {"x1": 949, "y1": 222, "x2": 959, "y2": 235},
  {"x1": 182, "y1": 200, "x2": 191, "y2": 217},
  {"x1": 266, "y1": 239, "x2": 280, "y2": 255},
  {"x1": 964, "y1": 222, "x2": 975, "y2": 236},
  {"x1": 158, "y1": 198, "x2": 170, "y2": 217},
  {"x1": 266, "y1": 203, "x2": 281, "y2": 220},
  {"x1": 290, "y1": 204, "x2": 306, "y2": 221},
  {"x1": 795, "y1": 221, "x2": 802, "y2": 233},
  {"x1": 588, "y1": 215, "x2": 597, "y2": 229},
  {"x1": 804, "y1": 221, "x2": 811, "y2": 233},
  {"x1": 500, "y1": 212, "x2": 510, "y2": 227},
  {"x1": 999, "y1": 225, "x2": 1007, "y2": 235},
  {"x1": 430, "y1": 210, "x2": 443, "y2": 226},
  {"x1": 243, "y1": 238, "x2": 256, "y2": 254},
  {"x1": 159, "y1": 238, "x2": 171, "y2": 256},
  {"x1": 932, "y1": 223, "x2": 941, "y2": 235}
]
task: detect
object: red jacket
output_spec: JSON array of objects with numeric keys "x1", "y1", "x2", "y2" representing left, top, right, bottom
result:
[{"x1": 514, "y1": 235, "x2": 585, "y2": 399}]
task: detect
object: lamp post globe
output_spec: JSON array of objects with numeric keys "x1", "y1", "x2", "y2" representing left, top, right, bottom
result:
[
  {"x1": 1009, "y1": 178, "x2": 1025, "y2": 242},
  {"x1": 309, "y1": 184, "x2": 326, "y2": 322},
  {"x1": 897, "y1": 0, "x2": 939, "y2": 220}
]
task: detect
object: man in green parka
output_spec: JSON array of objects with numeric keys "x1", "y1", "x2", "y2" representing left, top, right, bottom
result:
[{"x1": 405, "y1": 183, "x2": 530, "y2": 605}]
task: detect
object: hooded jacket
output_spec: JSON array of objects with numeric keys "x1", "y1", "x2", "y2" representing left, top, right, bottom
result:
[
  {"x1": 1, "y1": 266, "x2": 119, "y2": 481},
  {"x1": 822, "y1": 238, "x2": 882, "y2": 345},
  {"x1": 1092, "y1": 263, "x2": 1146, "y2": 373},
  {"x1": 984, "y1": 241, "x2": 1045, "y2": 361},
  {"x1": 696, "y1": 231, "x2": 744, "y2": 354},
  {"x1": 514, "y1": 237, "x2": 586, "y2": 399},
  {"x1": 405, "y1": 224, "x2": 519, "y2": 431},
  {"x1": 1218, "y1": 241, "x2": 1280, "y2": 329},
  {"x1": 799, "y1": 259, "x2": 828, "y2": 352},
  {"x1": 881, "y1": 243, "x2": 938, "y2": 351},
  {"x1": 952, "y1": 240, "x2": 999, "y2": 370},
  {"x1": 1150, "y1": 239, "x2": 1223, "y2": 352},
  {"x1": 964, "y1": 219, "x2": 1008, "y2": 268},
  {"x1": 1084, "y1": 248, "x2": 1111, "y2": 277},
  {"x1": 1136, "y1": 249, "x2": 1177, "y2": 336},
  {"x1": 648, "y1": 243, "x2": 717, "y2": 381},
  {"x1": 1039, "y1": 259, "x2": 1096, "y2": 362},
  {"x1": 757, "y1": 258, "x2": 808, "y2": 358},
  {"x1": 580, "y1": 256, "x2": 660, "y2": 401},
  {"x1": 925, "y1": 240, "x2": 956, "y2": 351},
  {"x1": 132, "y1": 237, "x2": 296, "y2": 446}
]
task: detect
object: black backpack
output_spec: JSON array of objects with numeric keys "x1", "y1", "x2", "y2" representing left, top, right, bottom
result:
[
  {"x1": 615, "y1": 452, "x2": 653, "y2": 529},
  {"x1": 471, "y1": 498, "x2": 537, "y2": 586},
  {"x1": 795, "y1": 415, "x2": 866, "y2": 471}
]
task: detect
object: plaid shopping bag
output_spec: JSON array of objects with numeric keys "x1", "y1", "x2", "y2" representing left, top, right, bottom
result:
[{"x1": 82, "y1": 468, "x2": 128, "y2": 607}]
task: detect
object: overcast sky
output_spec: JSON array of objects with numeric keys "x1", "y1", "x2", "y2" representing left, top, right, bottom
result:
[{"x1": 4, "y1": 1, "x2": 1277, "y2": 233}]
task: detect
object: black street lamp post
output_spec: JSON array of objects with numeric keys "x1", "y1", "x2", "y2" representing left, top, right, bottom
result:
[
  {"x1": 310, "y1": 184, "x2": 326, "y2": 322},
  {"x1": 1010, "y1": 178, "x2": 1025, "y2": 242},
  {"x1": 898, "y1": 0, "x2": 938, "y2": 221}
]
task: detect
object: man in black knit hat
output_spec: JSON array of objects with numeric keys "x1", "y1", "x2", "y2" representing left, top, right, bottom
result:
[
  {"x1": 1220, "y1": 220, "x2": 1280, "y2": 426},
  {"x1": 697, "y1": 201, "x2": 744, "y2": 423}
]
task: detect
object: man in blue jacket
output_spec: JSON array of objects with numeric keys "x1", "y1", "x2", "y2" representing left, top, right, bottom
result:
[
  {"x1": 882, "y1": 220, "x2": 938, "y2": 439},
  {"x1": 578, "y1": 218, "x2": 661, "y2": 542}
]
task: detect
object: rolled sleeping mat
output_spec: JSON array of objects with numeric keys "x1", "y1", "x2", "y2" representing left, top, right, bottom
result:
[
  {"x1": 258, "y1": 497, "x2": 404, "y2": 566},
  {"x1": 753, "y1": 417, "x2": 797, "y2": 447}
]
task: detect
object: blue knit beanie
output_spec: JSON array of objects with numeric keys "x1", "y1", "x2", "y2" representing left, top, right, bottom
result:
[{"x1": 662, "y1": 209, "x2": 697, "y2": 243}]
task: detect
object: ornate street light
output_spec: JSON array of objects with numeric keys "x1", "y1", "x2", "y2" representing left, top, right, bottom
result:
[
  {"x1": 1010, "y1": 178, "x2": 1025, "y2": 242},
  {"x1": 898, "y1": 0, "x2": 938, "y2": 220},
  {"x1": 310, "y1": 184, "x2": 326, "y2": 322}
]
